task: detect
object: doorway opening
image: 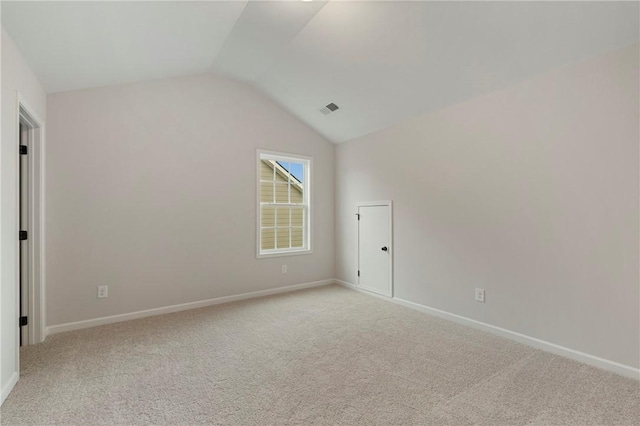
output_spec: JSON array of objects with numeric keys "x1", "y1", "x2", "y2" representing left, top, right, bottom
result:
[{"x1": 18, "y1": 100, "x2": 45, "y2": 346}]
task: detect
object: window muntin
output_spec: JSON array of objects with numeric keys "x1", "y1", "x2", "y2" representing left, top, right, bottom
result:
[{"x1": 258, "y1": 152, "x2": 311, "y2": 257}]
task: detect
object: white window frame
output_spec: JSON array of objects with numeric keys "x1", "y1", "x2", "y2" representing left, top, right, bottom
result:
[{"x1": 256, "y1": 149, "x2": 312, "y2": 258}]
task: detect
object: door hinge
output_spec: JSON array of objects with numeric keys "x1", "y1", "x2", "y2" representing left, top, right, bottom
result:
[
  {"x1": 19, "y1": 230, "x2": 28, "y2": 241},
  {"x1": 356, "y1": 213, "x2": 360, "y2": 220},
  {"x1": 19, "y1": 316, "x2": 28, "y2": 327},
  {"x1": 357, "y1": 270, "x2": 360, "y2": 277},
  {"x1": 20, "y1": 145, "x2": 28, "y2": 155}
]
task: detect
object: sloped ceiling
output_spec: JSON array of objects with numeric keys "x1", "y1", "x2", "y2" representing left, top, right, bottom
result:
[{"x1": 2, "y1": 1, "x2": 638, "y2": 143}]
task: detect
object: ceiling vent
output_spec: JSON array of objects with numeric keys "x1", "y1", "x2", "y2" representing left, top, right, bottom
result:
[{"x1": 320, "y1": 102, "x2": 340, "y2": 115}]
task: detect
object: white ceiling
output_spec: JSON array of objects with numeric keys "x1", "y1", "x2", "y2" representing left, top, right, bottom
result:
[
  {"x1": 1, "y1": 1, "x2": 248, "y2": 93},
  {"x1": 2, "y1": 1, "x2": 639, "y2": 143}
]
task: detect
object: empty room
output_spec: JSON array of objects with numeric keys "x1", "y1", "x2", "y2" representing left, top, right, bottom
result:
[{"x1": 1, "y1": 1, "x2": 638, "y2": 425}]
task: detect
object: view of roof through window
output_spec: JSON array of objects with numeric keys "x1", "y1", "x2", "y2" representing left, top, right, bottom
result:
[{"x1": 276, "y1": 161, "x2": 303, "y2": 183}]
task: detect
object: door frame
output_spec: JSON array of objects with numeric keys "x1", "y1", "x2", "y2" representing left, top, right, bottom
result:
[
  {"x1": 16, "y1": 94, "x2": 46, "y2": 345},
  {"x1": 356, "y1": 200, "x2": 393, "y2": 297}
]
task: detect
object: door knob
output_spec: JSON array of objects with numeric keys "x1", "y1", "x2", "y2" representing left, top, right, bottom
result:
[{"x1": 381, "y1": 246, "x2": 388, "y2": 252}]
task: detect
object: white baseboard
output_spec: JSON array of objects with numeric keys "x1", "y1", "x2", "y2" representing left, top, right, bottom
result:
[
  {"x1": 1, "y1": 372, "x2": 19, "y2": 406},
  {"x1": 336, "y1": 279, "x2": 393, "y2": 302},
  {"x1": 46, "y1": 279, "x2": 334, "y2": 336},
  {"x1": 335, "y1": 280, "x2": 639, "y2": 380},
  {"x1": 336, "y1": 280, "x2": 356, "y2": 290}
]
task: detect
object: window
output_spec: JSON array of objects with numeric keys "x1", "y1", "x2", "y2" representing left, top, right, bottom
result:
[{"x1": 257, "y1": 150, "x2": 311, "y2": 257}]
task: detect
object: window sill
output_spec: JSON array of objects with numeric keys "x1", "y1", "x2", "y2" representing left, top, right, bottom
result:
[{"x1": 257, "y1": 248, "x2": 313, "y2": 259}]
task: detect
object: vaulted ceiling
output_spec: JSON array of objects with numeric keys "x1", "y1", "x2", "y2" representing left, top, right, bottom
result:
[{"x1": 3, "y1": 1, "x2": 638, "y2": 143}]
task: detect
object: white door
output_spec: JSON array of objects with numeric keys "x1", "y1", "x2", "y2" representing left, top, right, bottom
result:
[{"x1": 357, "y1": 202, "x2": 392, "y2": 297}]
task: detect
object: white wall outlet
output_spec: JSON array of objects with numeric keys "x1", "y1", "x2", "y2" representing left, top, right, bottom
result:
[
  {"x1": 97, "y1": 285, "x2": 108, "y2": 299},
  {"x1": 281, "y1": 264, "x2": 287, "y2": 274},
  {"x1": 475, "y1": 288, "x2": 485, "y2": 303}
]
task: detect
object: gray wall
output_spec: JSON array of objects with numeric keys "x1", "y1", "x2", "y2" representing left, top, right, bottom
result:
[
  {"x1": 336, "y1": 44, "x2": 639, "y2": 369},
  {"x1": 46, "y1": 74, "x2": 335, "y2": 326}
]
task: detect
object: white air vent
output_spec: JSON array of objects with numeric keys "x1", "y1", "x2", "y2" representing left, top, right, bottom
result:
[{"x1": 320, "y1": 102, "x2": 339, "y2": 115}]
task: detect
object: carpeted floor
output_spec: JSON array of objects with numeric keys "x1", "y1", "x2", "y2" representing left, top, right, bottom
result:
[{"x1": 1, "y1": 284, "x2": 638, "y2": 425}]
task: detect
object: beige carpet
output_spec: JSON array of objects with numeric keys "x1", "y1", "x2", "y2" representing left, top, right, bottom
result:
[{"x1": 1, "y1": 284, "x2": 638, "y2": 425}]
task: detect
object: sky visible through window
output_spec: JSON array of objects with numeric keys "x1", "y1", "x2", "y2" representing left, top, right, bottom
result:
[{"x1": 277, "y1": 161, "x2": 304, "y2": 183}]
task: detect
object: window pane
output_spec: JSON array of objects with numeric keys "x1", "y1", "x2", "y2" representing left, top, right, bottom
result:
[
  {"x1": 275, "y1": 171, "x2": 287, "y2": 183},
  {"x1": 276, "y1": 162, "x2": 289, "y2": 183},
  {"x1": 260, "y1": 182, "x2": 274, "y2": 203},
  {"x1": 276, "y1": 207, "x2": 290, "y2": 227},
  {"x1": 291, "y1": 207, "x2": 303, "y2": 227},
  {"x1": 260, "y1": 160, "x2": 274, "y2": 181},
  {"x1": 289, "y1": 162, "x2": 304, "y2": 183},
  {"x1": 261, "y1": 228, "x2": 275, "y2": 250},
  {"x1": 278, "y1": 161, "x2": 289, "y2": 178},
  {"x1": 290, "y1": 182, "x2": 303, "y2": 203},
  {"x1": 275, "y1": 183, "x2": 289, "y2": 203},
  {"x1": 277, "y1": 228, "x2": 290, "y2": 249},
  {"x1": 261, "y1": 206, "x2": 275, "y2": 227},
  {"x1": 291, "y1": 227, "x2": 303, "y2": 248}
]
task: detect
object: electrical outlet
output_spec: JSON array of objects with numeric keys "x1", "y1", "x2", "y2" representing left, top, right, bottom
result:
[
  {"x1": 475, "y1": 288, "x2": 485, "y2": 303},
  {"x1": 97, "y1": 285, "x2": 108, "y2": 299},
  {"x1": 281, "y1": 264, "x2": 287, "y2": 274}
]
